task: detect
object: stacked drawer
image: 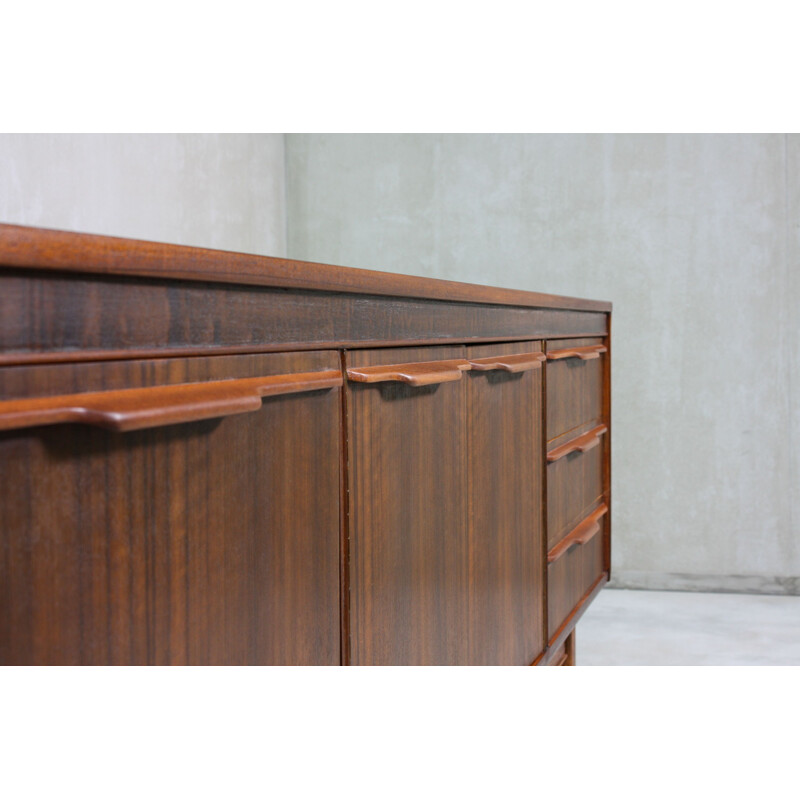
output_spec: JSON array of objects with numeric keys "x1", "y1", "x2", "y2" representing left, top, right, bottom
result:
[{"x1": 545, "y1": 337, "x2": 609, "y2": 639}]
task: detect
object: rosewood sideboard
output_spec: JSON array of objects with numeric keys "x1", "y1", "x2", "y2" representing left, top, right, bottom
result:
[{"x1": 0, "y1": 224, "x2": 611, "y2": 666}]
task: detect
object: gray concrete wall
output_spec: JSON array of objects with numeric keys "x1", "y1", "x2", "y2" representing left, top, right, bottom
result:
[
  {"x1": 0, "y1": 134, "x2": 286, "y2": 255},
  {"x1": 286, "y1": 133, "x2": 800, "y2": 594}
]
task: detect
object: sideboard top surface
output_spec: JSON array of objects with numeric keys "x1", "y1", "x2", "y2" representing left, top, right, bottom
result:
[{"x1": 0, "y1": 223, "x2": 612, "y2": 314}]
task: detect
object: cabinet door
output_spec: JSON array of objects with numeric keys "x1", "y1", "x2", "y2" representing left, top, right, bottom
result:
[
  {"x1": 465, "y1": 342, "x2": 546, "y2": 664},
  {"x1": 346, "y1": 346, "x2": 469, "y2": 665},
  {"x1": 0, "y1": 352, "x2": 342, "y2": 665}
]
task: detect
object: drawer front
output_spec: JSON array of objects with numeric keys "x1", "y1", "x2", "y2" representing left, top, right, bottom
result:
[
  {"x1": 547, "y1": 510, "x2": 606, "y2": 636},
  {"x1": 546, "y1": 425, "x2": 606, "y2": 550},
  {"x1": 545, "y1": 337, "x2": 605, "y2": 442}
]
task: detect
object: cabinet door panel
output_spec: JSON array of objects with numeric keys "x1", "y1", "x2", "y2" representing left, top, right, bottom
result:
[
  {"x1": 465, "y1": 341, "x2": 545, "y2": 664},
  {"x1": 346, "y1": 346, "x2": 468, "y2": 665},
  {"x1": 0, "y1": 352, "x2": 341, "y2": 665}
]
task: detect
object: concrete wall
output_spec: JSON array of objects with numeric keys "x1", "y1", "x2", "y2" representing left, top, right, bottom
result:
[
  {"x1": 286, "y1": 134, "x2": 800, "y2": 594},
  {"x1": 0, "y1": 134, "x2": 286, "y2": 256}
]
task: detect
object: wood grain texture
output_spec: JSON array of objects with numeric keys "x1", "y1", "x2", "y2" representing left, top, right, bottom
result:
[
  {"x1": 548, "y1": 515, "x2": 606, "y2": 638},
  {"x1": 546, "y1": 344, "x2": 607, "y2": 360},
  {"x1": 546, "y1": 575, "x2": 607, "y2": 656},
  {"x1": 565, "y1": 630, "x2": 576, "y2": 666},
  {"x1": 0, "y1": 352, "x2": 341, "y2": 665},
  {"x1": 0, "y1": 225, "x2": 614, "y2": 666},
  {"x1": 467, "y1": 351, "x2": 546, "y2": 372},
  {"x1": 0, "y1": 271, "x2": 608, "y2": 366},
  {"x1": 543, "y1": 631, "x2": 575, "y2": 666},
  {"x1": 0, "y1": 371, "x2": 342, "y2": 432},
  {"x1": 346, "y1": 345, "x2": 469, "y2": 665},
  {"x1": 347, "y1": 359, "x2": 471, "y2": 386},
  {"x1": 547, "y1": 504, "x2": 608, "y2": 564},
  {"x1": 603, "y1": 327, "x2": 612, "y2": 580},
  {"x1": 465, "y1": 342, "x2": 545, "y2": 664},
  {"x1": 546, "y1": 424, "x2": 607, "y2": 462},
  {"x1": 545, "y1": 337, "x2": 605, "y2": 442},
  {"x1": 0, "y1": 222, "x2": 612, "y2": 313},
  {"x1": 547, "y1": 446, "x2": 605, "y2": 551}
]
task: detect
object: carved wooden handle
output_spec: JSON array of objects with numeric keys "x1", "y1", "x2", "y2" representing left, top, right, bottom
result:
[
  {"x1": 346, "y1": 359, "x2": 472, "y2": 387},
  {"x1": 546, "y1": 344, "x2": 607, "y2": 361},
  {"x1": 547, "y1": 424, "x2": 608, "y2": 462},
  {"x1": 0, "y1": 370, "x2": 343, "y2": 433},
  {"x1": 547, "y1": 504, "x2": 608, "y2": 564},
  {"x1": 468, "y1": 352, "x2": 546, "y2": 372}
]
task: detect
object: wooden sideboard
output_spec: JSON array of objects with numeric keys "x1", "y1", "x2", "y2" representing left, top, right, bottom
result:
[{"x1": 0, "y1": 224, "x2": 611, "y2": 666}]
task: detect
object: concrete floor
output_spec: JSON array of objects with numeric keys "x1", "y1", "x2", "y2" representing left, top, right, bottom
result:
[{"x1": 577, "y1": 588, "x2": 800, "y2": 665}]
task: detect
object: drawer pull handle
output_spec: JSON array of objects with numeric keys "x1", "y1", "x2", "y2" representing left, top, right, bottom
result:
[
  {"x1": 547, "y1": 424, "x2": 608, "y2": 462},
  {"x1": 547, "y1": 504, "x2": 608, "y2": 564},
  {"x1": 347, "y1": 359, "x2": 471, "y2": 387},
  {"x1": 0, "y1": 370, "x2": 343, "y2": 433},
  {"x1": 468, "y1": 352, "x2": 546, "y2": 372},
  {"x1": 546, "y1": 344, "x2": 607, "y2": 361}
]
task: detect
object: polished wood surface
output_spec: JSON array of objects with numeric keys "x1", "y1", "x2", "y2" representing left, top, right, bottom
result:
[
  {"x1": 565, "y1": 631, "x2": 576, "y2": 666},
  {"x1": 545, "y1": 337, "x2": 605, "y2": 442},
  {"x1": 465, "y1": 342, "x2": 545, "y2": 664},
  {"x1": 346, "y1": 341, "x2": 548, "y2": 665},
  {"x1": 467, "y1": 351, "x2": 546, "y2": 372},
  {"x1": 547, "y1": 445, "x2": 604, "y2": 550},
  {"x1": 546, "y1": 344, "x2": 607, "y2": 361},
  {"x1": 0, "y1": 222, "x2": 612, "y2": 313},
  {"x1": 546, "y1": 424, "x2": 607, "y2": 462},
  {"x1": 0, "y1": 270, "x2": 608, "y2": 367},
  {"x1": 0, "y1": 371, "x2": 342, "y2": 432},
  {"x1": 547, "y1": 504, "x2": 608, "y2": 564},
  {"x1": 545, "y1": 631, "x2": 575, "y2": 666},
  {"x1": 0, "y1": 225, "x2": 613, "y2": 666},
  {"x1": 0, "y1": 352, "x2": 341, "y2": 665},
  {"x1": 346, "y1": 358, "x2": 471, "y2": 386},
  {"x1": 548, "y1": 515, "x2": 606, "y2": 637},
  {"x1": 346, "y1": 346, "x2": 469, "y2": 665}
]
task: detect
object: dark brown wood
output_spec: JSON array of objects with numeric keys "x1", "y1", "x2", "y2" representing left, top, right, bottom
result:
[
  {"x1": 565, "y1": 630, "x2": 576, "y2": 666},
  {"x1": 0, "y1": 222, "x2": 612, "y2": 313},
  {"x1": 547, "y1": 575, "x2": 607, "y2": 655},
  {"x1": 603, "y1": 329, "x2": 612, "y2": 580},
  {"x1": 0, "y1": 352, "x2": 341, "y2": 665},
  {"x1": 465, "y1": 341, "x2": 545, "y2": 665},
  {"x1": 547, "y1": 640, "x2": 568, "y2": 666},
  {"x1": 467, "y1": 351, "x2": 546, "y2": 372},
  {"x1": 338, "y1": 352, "x2": 352, "y2": 666},
  {"x1": 547, "y1": 443, "x2": 604, "y2": 551},
  {"x1": 548, "y1": 504, "x2": 608, "y2": 564},
  {"x1": 0, "y1": 270, "x2": 608, "y2": 367},
  {"x1": 546, "y1": 424, "x2": 607, "y2": 462},
  {"x1": 548, "y1": 514, "x2": 607, "y2": 637},
  {"x1": 0, "y1": 224, "x2": 613, "y2": 666},
  {"x1": 346, "y1": 346, "x2": 469, "y2": 665},
  {"x1": 0, "y1": 371, "x2": 342, "y2": 432},
  {"x1": 545, "y1": 337, "x2": 605, "y2": 442},
  {"x1": 535, "y1": 629, "x2": 577, "y2": 666},
  {"x1": 347, "y1": 359, "x2": 471, "y2": 386},
  {"x1": 546, "y1": 344, "x2": 607, "y2": 361}
]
